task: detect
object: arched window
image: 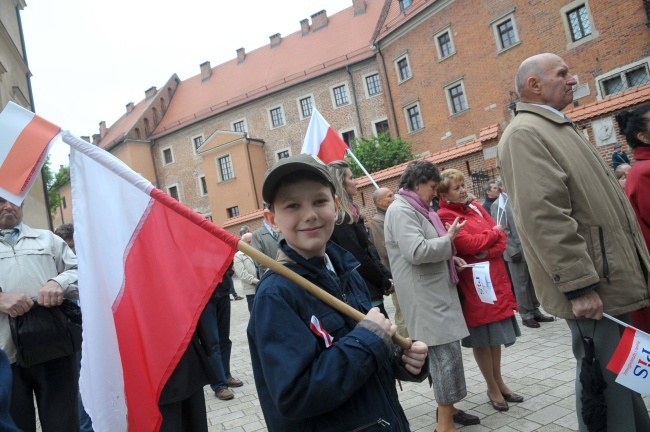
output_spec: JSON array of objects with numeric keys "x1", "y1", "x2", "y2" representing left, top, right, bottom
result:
[
  {"x1": 134, "y1": 128, "x2": 141, "y2": 139},
  {"x1": 144, "y1": 118, "x2": 150, "y2": 136},
  {"x1": 160, "y1": 97, "x2": 166, "y2": 111},
  {"x1": 152, "y1": 107, "x2": 158, "y2": 124}
]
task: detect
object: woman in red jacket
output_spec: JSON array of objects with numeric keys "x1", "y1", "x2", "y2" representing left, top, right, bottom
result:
[
  {"x1": 437, "y1": 169, "x2": 521, "y2": 412},
  {"x1": 616, "y1": 103, "x2": 650, "y2": 333}
]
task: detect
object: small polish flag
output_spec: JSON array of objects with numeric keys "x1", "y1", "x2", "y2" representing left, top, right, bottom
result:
[
  {"x1": 310, "y1": 315, "x2": 334, "y2": 348},
  {"x1": 606, "y1": 326, "x2": 650, "y2": 397},
  {"x1": 0, "y1": 101, "x2": 61, "y2": 205},
  {"x1": 301, "y1": 108, "x2": 349, "y2": 164}
]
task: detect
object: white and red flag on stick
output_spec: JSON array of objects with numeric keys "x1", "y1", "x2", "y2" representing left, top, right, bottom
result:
[
  {"x1": 0, "y1": 101, "x2": 60, "y2": 205},
  {"x1": 606, "y1": 325, "x2": 650, "y2": 397},
  {"x1": 301, "y1": 108, "x2": 349, "y2": 164},
  {"x1": 64, "y1": 131, "x2": 239, "y2": 431}
]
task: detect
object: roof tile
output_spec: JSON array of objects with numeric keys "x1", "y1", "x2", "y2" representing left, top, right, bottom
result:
[{"x1": 565, "y1": 84, "x2": 650, "y2": 122}]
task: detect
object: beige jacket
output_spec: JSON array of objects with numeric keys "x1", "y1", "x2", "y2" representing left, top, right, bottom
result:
[
  {"x1": 233, "y1": 251, "x2": 259, "y2": 296},
  {"x1": 0, "y1": 224, "x2": 78, "y2": 363},
  {"x1": 497, "y1": 103, "x2": 650, "y2": 319},
  {"x1": 384, "y1": 195, "x2": 469, "y2": 346}
]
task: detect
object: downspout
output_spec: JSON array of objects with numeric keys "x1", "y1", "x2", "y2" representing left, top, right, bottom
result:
[
  {"x1": 346, "y1": 66, "x2": 364, "y2": 137},
  {"x1": 245, "y1": 137, "x2": 261, "y2": 208},
  {"x1": 17, "y1": 3, "x2": 53, "y2": 230},
  {"x1": 375, "y1": 44, "x2": 401, "y2": 138}
]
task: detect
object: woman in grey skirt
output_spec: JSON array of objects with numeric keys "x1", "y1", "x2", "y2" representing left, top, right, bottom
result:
[
  {"x1": 437, "y1": 169, "x2": 522, "y2": 412},
  {"x1": 385, "y1": 161, "x2": 480, "y2": 432}
]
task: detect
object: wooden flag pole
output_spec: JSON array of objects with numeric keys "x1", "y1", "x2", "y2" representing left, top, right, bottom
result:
[{"x1": 237, "y1": 240, "x2": 412, "y2": 350}]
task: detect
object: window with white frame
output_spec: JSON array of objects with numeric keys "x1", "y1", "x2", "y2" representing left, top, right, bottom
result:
[
  {"x1": 399, "y1": 0, "x2": 412, "y2": 11},
  {"x1": 395, "y1": 55, "x2": 412, "y2": 82},
  {"x1": 445, "y1": 80, "x2": 469, "y2": 115},
  {"x1": 232, "y1": 120, "x2": 246, "y2": 133},
  {"x1": 167, "y1": 185, "x2": 179, "y2": 201},
  {"x1": 276, "y1": 148, "x2": 291, "y2": 160},
  {"x1": 434, "y1": 27, "x2": 455, "y2": 60},
  {"x1": 491, "y1": 12, "x2": 520, "y2": 52},
  {"x1": 597, "y1": 59, "x2": 650, "y2": 98},
  {"x1": 404, "y1": 102, "x2": 424, "y2": 133},
  {"x1": 192, "y1": 135, "x2": 204, "y2": 151},
  {"x1": 227, "y1": 206, "x2": 240, "y2": 218},
  {"x1": 332, "y1": 84, "x2": 350, "y2": 107},
  {"x1": 162, "y1": 147, "x2": 174, "y2": 165},
  {"x1": 269, "y1": 106, "x2": 285, "y2": 128},
  {"x1": 299, "y1": 96, "x2": 313, "y2": 118},
  {"x1": 198, "y1": 175, "x2": 208, "y2": 196},
  {"x1": 560, "y1": 1, "x2": 598, "y2": 49},
  {"x1": 218, "y1": 154, "x2": 235, "y2": 181},
  {"x1": 365, "y1": 74, "x2": 382, "y2": 97},
  {"x1": 373, "y1": 119, "x2": 390, "y2": 136}
]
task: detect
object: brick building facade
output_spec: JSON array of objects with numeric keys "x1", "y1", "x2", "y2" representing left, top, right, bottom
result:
[{"x1": 54, "y1": 0, "x2": 650, "y2": 234}]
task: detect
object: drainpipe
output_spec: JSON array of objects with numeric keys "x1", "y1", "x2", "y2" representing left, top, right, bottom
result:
[
  {"x1": 346, "y1": 66, "x2": 364, "y2": 137},
  {"x1": 245, "y1": 137, "x2": 261, "y2": 208},
  {"x1": 375, "y1": 44, "x2": 401, "y2": 138}
]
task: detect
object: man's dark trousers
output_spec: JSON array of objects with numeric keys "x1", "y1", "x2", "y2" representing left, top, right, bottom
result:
[
  {"x1": 10, "y1": 353, "x2": 80, "y2": 432},
  {"x1": 202, "y1": 295, "x2": 232, "y2": 392}
]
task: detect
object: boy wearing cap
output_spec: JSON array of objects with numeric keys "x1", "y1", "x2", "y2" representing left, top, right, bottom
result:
[{"x1": 247, "y1": 154, "x2": 428, "y2": 432}]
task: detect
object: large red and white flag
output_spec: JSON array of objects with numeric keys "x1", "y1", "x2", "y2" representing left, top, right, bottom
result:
[
  {"x1": 606, "y1": 326, "x2": 650, "y2": 397},
  {"x1": 301, "y1": 108, "x2": 349, "y2": 164},
  {"x1": 0, "y1": 101, "x2": 60, "y2": 205},
  {"x1": 66, "y1": 132, "x2": 239, "y2": 431}
]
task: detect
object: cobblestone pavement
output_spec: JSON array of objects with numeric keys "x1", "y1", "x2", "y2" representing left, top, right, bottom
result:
[
  {"x1": 206, "y1": 278, "x2": 650, "y2": 432},
  {"x1": 35, "y1": 278, "x2": 649, "y2": 431}
]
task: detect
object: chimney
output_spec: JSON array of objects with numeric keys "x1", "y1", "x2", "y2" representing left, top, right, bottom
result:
[
  {"x1": 269, "y1": 33, "x2": 282, "y2": 48},
  {"x1": 145, "y1": 86, "x2": 157, "y2": 98},
  {"x1": 311, "y1": 10, "x2": 328, "y2": 31},
  {"x1": 92, "y1": 134, "x2": 100, "y2": 145},
  {"x1": 236, "y1": 47, "x2": 246, "y2": 64},
  {"x1": 300, "y1": 18, "x2": 310, "y2": 36},
  {"x1": 200, "y1": 61, "x2": 212, "y2": 81},
  {"x1": 126, "y1": 102, "x2": 135, "y2": 113},
  {"x1": 99, "y1": 121, "x2": 107, "y2": 138},
  {"x1": 81, "y1": 136, "x2": 90, "y2": 143},
  {"x1": 353, "y1": 0, "x2": 367, "y2": 15}
]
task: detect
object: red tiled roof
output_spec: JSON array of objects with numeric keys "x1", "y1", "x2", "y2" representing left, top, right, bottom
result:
[
  {"x1": 223, "y1": 209, "x2": 264, "y2": 228},
  {"x1": 153, "y1": 0, "x2": 386, "y2": 137},
  {"x1": 565, "y1": 84, "x2": 650, "y2": 122},
  {"x1": 356, "y1": 140, "x2": 483, "y2": 188},
  {"x1": 479, "y1": 123, "x2": 499, "y2": 141}
]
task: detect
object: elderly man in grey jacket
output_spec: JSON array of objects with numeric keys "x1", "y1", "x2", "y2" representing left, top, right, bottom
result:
[
  {"x1": 490, "y1": 177, "x2": 553, "y2": 329},
  {"x1": 498, "y1": 53, "x2": 650, "y2": 431}
]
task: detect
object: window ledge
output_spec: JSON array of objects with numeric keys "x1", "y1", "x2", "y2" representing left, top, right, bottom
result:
[
  {"x1": 366, "y1": 92, "x2": 382, "y2": 99},
  {"x1": 496, "y1": 40, "x2": 521, "y2": 55},
  {"x1": 333, "y1": 102, "x2": 352, "y2": 110},
  {"x1": 408, "y1": 126, "x2": 426, "y2": 135},
  {"x1": 566, "y1": 30, "x2": 599, "y2": 51},
  {"x1": 449, "y1": 108, "x2": 471, "y2": 119},
  {"x1": 270, "y1": 124, "x2": 286, "y2": 130},
  {"x1": 398, "y1": 75, "x2": 414, "y2": 85},
  {"x1": 438, "y1": 51, "x2": 457, "y2": 63},
  {"x1": 218, "y1": 177, "x2": 237, "y2": 184}
]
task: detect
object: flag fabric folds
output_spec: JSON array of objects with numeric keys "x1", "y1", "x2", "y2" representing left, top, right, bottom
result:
[
  {"x1": 301, "y1": 108, "x2": 349, "y2": 164},
  {"x1": 68, "y1": 132, "x2": 239, "y2": 431},
  {"x1": 0, "y1": 101, "x2": 60, "y2": 205},
  {"x1": 606, "y1": 326, "x2": 650, "y2": 397}
]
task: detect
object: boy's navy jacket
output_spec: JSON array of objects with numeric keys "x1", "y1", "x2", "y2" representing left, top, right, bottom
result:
[{"x1": 247, "y1": 240, "x2": 427, "y2": 432}]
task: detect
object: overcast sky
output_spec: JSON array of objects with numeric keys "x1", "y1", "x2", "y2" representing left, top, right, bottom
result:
[{"x1": 21, "y1": 0, "x2": 354, "y2": 170}]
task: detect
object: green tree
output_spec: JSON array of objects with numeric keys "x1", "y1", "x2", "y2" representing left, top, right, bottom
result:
[
  {"x1": 45, "y1": 157, "x2": 70, "y2": 215},
  {"x1": 345, "y1": 132, "x2": 414, "y2": 178}
]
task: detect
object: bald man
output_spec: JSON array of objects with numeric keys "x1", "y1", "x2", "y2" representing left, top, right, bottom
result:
[
  {"x1": 370, "y1": 188, "x2": 408, "y2": 338},
  {"x1": 498, "y1": 53, "x2": 650, "y2": 431}
]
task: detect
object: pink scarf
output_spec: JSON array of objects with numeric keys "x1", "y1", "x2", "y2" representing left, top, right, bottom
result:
[{"x1": 399, "y1": 188, "x2": 459, "y2": 284}]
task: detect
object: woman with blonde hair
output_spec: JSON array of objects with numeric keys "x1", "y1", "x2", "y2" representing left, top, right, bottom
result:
[
  {"x1": 327, "y1": 161, "x2": 393, "y2": 317},
  {"x1": 437, "y1": 168, "x2": 521, "y2": 412}
]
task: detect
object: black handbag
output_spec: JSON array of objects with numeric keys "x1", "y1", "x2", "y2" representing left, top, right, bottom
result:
[{"x1": 9, "y1": 299, "x2": 82, "y2": 367}]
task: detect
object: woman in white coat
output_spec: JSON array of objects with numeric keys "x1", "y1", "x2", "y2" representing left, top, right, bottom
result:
[
  {"x1": 385, "y1": 160, "x2": 477, "y2": 432},
  {"x1": 233, "y1": 233, "x2": 259, "y2": 313}
]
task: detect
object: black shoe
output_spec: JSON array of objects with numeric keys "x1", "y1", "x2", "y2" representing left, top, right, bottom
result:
[
  {"x1": 522, "y1": 318, "x2": 540, "y2": 328},
  {"x1": 436, "y1": 407, "x2": 480, "y2": 426},
  {"x1": 534, "y1": 314, "x2": 555, "y2": 323}
]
